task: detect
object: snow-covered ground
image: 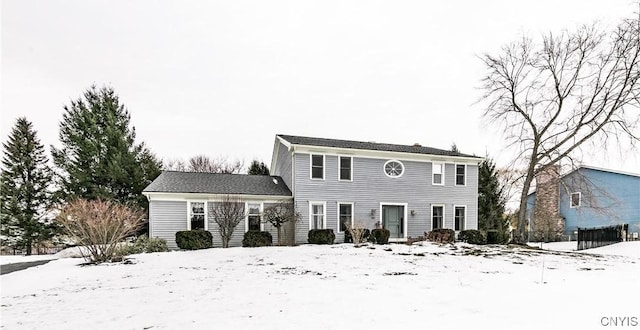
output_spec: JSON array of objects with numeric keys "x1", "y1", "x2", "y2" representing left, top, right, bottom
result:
[
  {"x1": 528, "y1": 240, "x2": 640, "y2": 258},
  {"x1": 1, "y1": 242, "x2": 638, "y2": 330}
]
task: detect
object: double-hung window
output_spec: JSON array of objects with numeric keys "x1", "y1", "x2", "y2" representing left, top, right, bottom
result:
[
  {"x1": 432, "y1": 205, "x2": 444, "y2": 229},
  {"x1": 570, "y1": 192, "x2": 581, "y2": 208},
  {"x1": 310, "y1": 202, "x2": 325, "y2": 229},
  {"x1": 247, "y1": 203, "x2": 261, "y2": 231},
  {"x1": 311, "y1": 155, "x2": 324, "y2": 180},
  {"x1": 454, "y1": 206, "x2": 466, "y2": 231},
  {"x1": 189, "y1": 201, "x2": 206, "y2": 230},
  {"x1": 339, "y1": 156, "x2": 352, "y2": 181},
  {"x1": 338, "y1": 203, "x2": 353, "y2": 233},
  {"x1": 455, "y1": 164, "x2": 466, "y2": 186},
  {"x1": 432, "y1": 163, "x2": 444, "y2": 185}
]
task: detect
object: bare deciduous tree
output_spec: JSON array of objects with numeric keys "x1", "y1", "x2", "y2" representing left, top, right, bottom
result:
[
  {"x1": 210, "y1": 196, "x2": 245, "y2": 248},
  {"x1": 262, "y1": 201, "x2": 300, "y2": 246},
  {"x1": 164, "y1": 155, "x2": 244, "y2": 173},
  {"x1": 55, "y1": 199, "x2": 145, "y2": 263},
  {"x1": 479, "y1": 13, "x2": 640, "y2": 243}
]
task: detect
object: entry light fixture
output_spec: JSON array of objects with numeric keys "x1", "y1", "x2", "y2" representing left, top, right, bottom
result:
[{"x1": 410, "y1": 210, "x2": 416, "y2": 216}]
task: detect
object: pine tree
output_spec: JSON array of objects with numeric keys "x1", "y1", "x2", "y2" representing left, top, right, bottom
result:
[
  {"x1": 248, "y1": 160, "x2": 270, "y2": 175},
  {"x1": 1, "y1": 117, "x2": 52, "y2": 255},
  {"x1": 478, "y1": 157, "x2": 508, "y2": 243},
  {"x1": 51, "y1": 85, "x2": 161, "y2": 210}
]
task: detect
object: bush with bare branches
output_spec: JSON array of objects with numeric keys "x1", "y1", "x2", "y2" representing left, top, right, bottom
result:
[
  {"x1": 346, "y1": 221, "x2": 369, "y2": 247},
  {"x1": 56, "y1": 199, "x2": 145, "y2": 263}
]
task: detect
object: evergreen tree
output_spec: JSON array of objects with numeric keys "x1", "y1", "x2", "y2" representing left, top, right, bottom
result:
[
  {"x1": 1, "y1": 117, "x2": 52, "y2": 255},
  {"x1": 478, "y1": 157, "x2": 508, "y2": 243},
  {"x1": 248, "y1": 160, "x2": 270, "y2": 175},
  {"x1": 51, "y1": 85, "x2": 162, "y2": 210}
]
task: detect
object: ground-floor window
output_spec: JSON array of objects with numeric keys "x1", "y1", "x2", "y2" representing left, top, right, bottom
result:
[
  {"x1": 454, "y1": 206, "x2": 466, "y2": 231},
  {"x1": 189, "y1": 201, "x2": 206, "y2": 230},
  {"x1": 338, "y1": 203, "x2": 353, "y2": 233},
  {"x1": 310, "y1": 202, "x2": 325, "y2": 229},
  {"x1": 432, "y1": 205, "x2": 444, "y2": 229},
  {"x1": 247, "y1": 203, "x2": 261, "y2": 231}
]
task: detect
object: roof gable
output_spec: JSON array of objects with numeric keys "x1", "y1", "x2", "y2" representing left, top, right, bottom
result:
[
  {"x1": 143, "y1": 171, "x2": 292, "y2": 196},
  {"x1": 277, "y1": 134, "x2": 479, "y2": 158}
]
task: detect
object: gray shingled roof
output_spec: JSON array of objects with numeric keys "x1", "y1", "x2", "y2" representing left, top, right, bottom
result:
[
  {"x1": 143, "y1": 171, "x2": 292, "y2": 196},
  {"x1": 278, "y1": 134, "x2": 480, "y2": 158}
]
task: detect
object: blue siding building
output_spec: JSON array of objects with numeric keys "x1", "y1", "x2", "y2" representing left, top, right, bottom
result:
[{"x1": 527, "y1": 166, "x2": 640, "y2": 240}]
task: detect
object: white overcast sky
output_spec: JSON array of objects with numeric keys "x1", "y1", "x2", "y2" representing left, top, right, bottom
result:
[{"x1": 1, "y1": 0, "x2": 638, "y2": 173}]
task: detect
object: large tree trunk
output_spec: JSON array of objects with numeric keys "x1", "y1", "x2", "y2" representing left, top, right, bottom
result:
[
  {"x1": 515, "y1": 164, "x2": 536, "y2": 244},
  {"x1": 276, "y1": 226, "x2": 282, "y2": 246}
]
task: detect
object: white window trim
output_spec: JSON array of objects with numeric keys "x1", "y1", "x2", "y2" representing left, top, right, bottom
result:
[
  {"x1": 309, "y1": 201, "x2": 327, "y2": 230},
  {"x1": 245, "y1": 202, "x2": 265, "y2": 232},
  {"x1": 383, "y1": 159, "x2": 405, "y2": 178},
  {"x1": 310, "y1": 154, "x2": 325, "y2": 180},
  {"x1": 432, "y1": 162, "x2": 445, "y2": 186},
  {"x1": 431, "y1": 204, "x2": 446, "y2": 230},
  {"x1": 337, "y1": 202, "x2": 354, "y2": 233},
  {"x1": 187, "y1": 200, "x2": 208, "y2": 231},
  {"x1": 379, "y1": 202, "x2": 408, "y2": 242},
  {"x1": 455, "y1": 164, "x2": 467, "y2": 186},
  {"x1": 338, "y1": 156, "x2": 353, "y2": 182},
  {"x1": 570, "y1": 192, "x2": 581, "y2": 208},
  {"x1": 453, "y1": 205, "x2": 467, "y2": 231}
]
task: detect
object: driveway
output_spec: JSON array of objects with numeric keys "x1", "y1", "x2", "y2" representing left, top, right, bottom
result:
[{"x1": 1, "y1": 260, "x2": 52, "y2": 275}]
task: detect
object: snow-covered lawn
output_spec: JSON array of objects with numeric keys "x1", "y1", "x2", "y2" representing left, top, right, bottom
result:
[{"x1": 1, "y1": 242, "x2": 638, "y2": 330}]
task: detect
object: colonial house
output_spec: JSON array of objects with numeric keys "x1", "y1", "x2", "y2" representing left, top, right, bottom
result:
[
  {"x1": 143, "y1": 134, "x2": 482, "y2": 248},
  {"x1": 526, "y1": 165, "x2": 640, "y2": 241}
]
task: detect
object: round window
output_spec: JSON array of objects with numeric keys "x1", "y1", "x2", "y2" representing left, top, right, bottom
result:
[{"x1": 383, "y1": 160, "x2": 404, "y2": 177}]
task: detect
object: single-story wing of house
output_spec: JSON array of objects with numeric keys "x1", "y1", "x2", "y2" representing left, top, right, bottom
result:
[{"x1": 143, "y1": 172, "x2": 292, "y2": 249}]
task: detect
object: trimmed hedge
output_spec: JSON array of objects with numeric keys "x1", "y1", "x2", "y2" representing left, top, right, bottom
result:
[
  {"x1": 369, "y1": 228, "x2": 391, "y2": 244},
  {"x1": 308, "y1": 229, "x2": 335, "y2": 244},
  {"x1": 242, "y1": 231, "x2": 273, "y2": 247},
  {"x1": 458, "y1": 230, "x2": 486, "y2": 245},
  {"x1": 344, "y1": 228, "x2": 370, "y2": 243},
  {"x1": 427, "y1": 228, "x2": 455, "y2": 243},
  {"x1": 118, "y1": 235, "x2": 169, "y2": 256},
  {"x1": 175, "y1": 230, "x2": 213, "y2": 250}
]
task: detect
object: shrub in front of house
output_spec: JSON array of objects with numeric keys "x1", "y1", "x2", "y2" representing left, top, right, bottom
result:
[
  {"x1": 426, "y1": 229, "x2": 455, "y2": 243},
  {"x1": 242, "y1": 231, "x2": 273, "y2": 247},
  {"x1": 175, "y1": 230, "x2": 213, "y2": 250},
  {"x1": 344, "y1": 228, "x2": 370, "y2": 243},
  {"x1": 118, "y1": 235, "x2": 169, "y2": 256},
  {"x1": 308, "y1": 229, "x2": 335, "y2": 244},
  {"x1": 458, "y1": 230, "x2": 486, "y2": 245},
  {"x1": 369, "y1": 228, "x2": 391, "y2": 244}
]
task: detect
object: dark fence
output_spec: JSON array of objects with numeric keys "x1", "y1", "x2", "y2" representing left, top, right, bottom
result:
[{"x1": 577, "y1": 224, "x2": 628, "y2": 251}]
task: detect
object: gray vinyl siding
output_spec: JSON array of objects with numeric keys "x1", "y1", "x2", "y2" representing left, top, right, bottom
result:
[
  {"x1": 272, "y1": 141, "x2": 293, "y2": 190},
  {"x1": 150, "y1": 199, "x2": 293, "y2": 249},
  {"x1": 149, "y1": 200, "x2": 188, "y2": 249},
  {"x1": 293, "y1": 154, "x2": 478, "y2": 243}
]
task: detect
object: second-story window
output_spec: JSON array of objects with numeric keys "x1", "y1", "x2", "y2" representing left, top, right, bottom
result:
[
  {"x1": 455, "y1": 164, "x2": 466, "y2": 186},
  {"x1": 311, "y1": 154, "x2": 324, "y2": 179},
  {"x1": 339, "y1": 156, "x2": 352, "y2": 181},
  {"x1": 432, "y1": 163, "x2": 444, "y2": 185}
]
